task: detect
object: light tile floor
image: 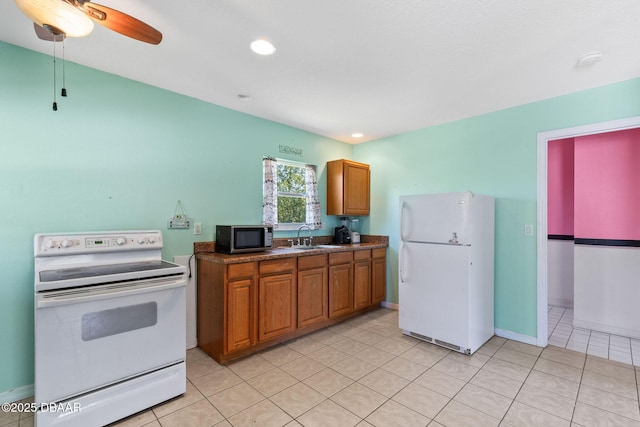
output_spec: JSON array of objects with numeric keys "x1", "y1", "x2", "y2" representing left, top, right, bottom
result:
[
  {"x1": 548, "y1": 305, "x2": 640, "y2": 367},
  {"x1": 4, "y1": 308, "x2": 640, "y2": 427}
]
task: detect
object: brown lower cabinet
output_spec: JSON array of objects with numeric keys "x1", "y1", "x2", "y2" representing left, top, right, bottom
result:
[
  {"x1": 259, "y1": 272, "x2": 296, "y2": 341},
  {"x1": 227, "y1": 277, "x2": 256, "y2": 352},
  {"x1": 372, "y1": 248, "x2": 386, "y2": 303},
  {"x1": 328, "y1": 252, "x2": 353, "y2": 318},
  {"x1": 197, "y1": 247, "x2": 386, "y2": 363},
  {"x1": 297, "y1": 254, "x2": 328, "y2": 328},
  {"x1": 225, "y1": 262, "x2": 257, "y2": 353},
  {"x1": 353, "y1": 250, "x2": 371, "y2": 310}
]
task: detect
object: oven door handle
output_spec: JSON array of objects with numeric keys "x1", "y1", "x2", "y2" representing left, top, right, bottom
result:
[{"x1": 36, "y1": 276, "x2": 186, "y2": 308}]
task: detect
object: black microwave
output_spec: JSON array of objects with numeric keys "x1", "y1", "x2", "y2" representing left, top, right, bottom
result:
[{"x1": 215, "y1": 225, "x2": 273, "y2": 254}]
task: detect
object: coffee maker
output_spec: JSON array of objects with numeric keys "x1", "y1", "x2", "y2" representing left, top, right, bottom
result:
[
  {"x1": 334, "y1": 217, "x2": 351, "y2": 244},
  {"x1": 349, "y1": 218, "x2": 360, "y2": 244}
]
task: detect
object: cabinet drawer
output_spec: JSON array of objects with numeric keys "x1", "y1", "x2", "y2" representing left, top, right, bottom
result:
[
  {"x1": 329, "y1": 251, "x2": 353, "y2": 265},
  {"x1": 228, "y1": 262, "x2": 255, "y2": 280},
  {"x1": 298, "y1": 254, "x2": 327, "y2": 270},
  {"x1": 259, "y1": 257, "x2": 295, "y2": 275},
  {"x1": 372, "y1": 248, "x2": 386, "y2": 259},
  {"x1": 353, "y1": 250, "x2": 371, "y2": 261}
]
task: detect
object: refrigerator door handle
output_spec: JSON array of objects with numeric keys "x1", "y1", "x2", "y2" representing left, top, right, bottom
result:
[
  {"x1": 399, "y1": 241, "x2": 408, "y2": 283},
  {"x1": 400, "y1": 201, "x2": 409, "y2": 242}
]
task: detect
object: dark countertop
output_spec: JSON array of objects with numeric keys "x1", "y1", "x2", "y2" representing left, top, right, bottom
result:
[{"x1": 195, "y1": 235, "x2": 388, "y2": 264}]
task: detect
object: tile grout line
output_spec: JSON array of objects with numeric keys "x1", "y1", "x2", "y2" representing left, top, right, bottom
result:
[
  {"x1": 568, "y1": 340, "x2": 589, "y2": 426},
  {"x1": 548, "y1": 305, "x2": 640, "y2": 366},
  {"x1": 497, "y1": 348, "x2": 535, "y2": 426},
  {"x1": 284, "y1": 325, "x2": 427, "y2": 425},
  {"x1": 111, "y1": 308, "x2": 640, "y2": 426},
  {"x1": 457, "y1": 338, "x2": 513, "y2": 425},
  {"x1": 225, "y1": 321, "x2": 408, "y2": 425}
]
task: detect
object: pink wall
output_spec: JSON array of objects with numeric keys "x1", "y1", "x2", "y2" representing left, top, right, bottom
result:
[
  {"x1": 574, "y1": 128, "x2": 640, "y2": 240},
  {"x1": 548, "y1": 138, "x2": 574, "y2": 236}
]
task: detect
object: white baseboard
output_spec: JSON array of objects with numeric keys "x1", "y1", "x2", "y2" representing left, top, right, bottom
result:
[
  {"x1": 392, "y1": 303, "x2": 539, "y2": 347},
  {"x1": 0, "y1": 384, "x2": 33, "y2": 403},
  {"x1": 548, "y1": 299, "x2": 573, "y2": 309},
  {"x1": 573, "y1": 319, "x2": 640, "y2": 341},
  {"x1": 381, "y1": 301, "x2": 399, "y2": 310},
  {"x1": 494, "y1": 328, "x2": 539, "y2": 347}
]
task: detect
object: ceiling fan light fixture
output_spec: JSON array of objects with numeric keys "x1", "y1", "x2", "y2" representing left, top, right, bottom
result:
[
  {"x1": 15, "y1": 0, "x2": 94, "y2": 37},
  {"x1": 250, "y1": 39, "x2": 276, "y2": 56}
]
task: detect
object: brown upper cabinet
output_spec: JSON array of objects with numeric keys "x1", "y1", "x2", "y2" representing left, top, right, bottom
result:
[{"x1": 326, "y1": 159, "x2": 370, "y2": 216}]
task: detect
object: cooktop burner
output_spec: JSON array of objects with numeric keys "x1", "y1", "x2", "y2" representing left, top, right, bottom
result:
[{"x1": 39, "y1": 260, "x2": 181, "y2": 283}]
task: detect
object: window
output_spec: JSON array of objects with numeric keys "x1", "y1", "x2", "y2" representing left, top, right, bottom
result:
[
  {"x1": 276, "y1": 162, "x2": 306, "y2": 224},
  {"x1": 263, "y1": 157, "x2": 321, "y2": 230}
]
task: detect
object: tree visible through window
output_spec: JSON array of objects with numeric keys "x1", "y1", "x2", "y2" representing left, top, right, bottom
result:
[
  {"x1": 277, "y1": 163, "x2": 306, "y2": 224},
  {"x1": 263, "y1": 158, "x2": 321, "y2": 230}
]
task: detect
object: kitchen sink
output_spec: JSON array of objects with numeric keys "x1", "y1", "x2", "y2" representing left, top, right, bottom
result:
[{"x1": 275, "y1": 244, "x2": 339, "y2": 251}]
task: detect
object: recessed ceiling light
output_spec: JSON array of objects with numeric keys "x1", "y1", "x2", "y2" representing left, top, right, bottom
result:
[
  {"x1": 576, "y1": 51, "x2": 603, "y2": 67},
  {"x1": 250, "y1": 39, "x2": 276, "y2": 55},
  {"x1": 351, "y1": 133, "x2": 364, "y2": 138}
]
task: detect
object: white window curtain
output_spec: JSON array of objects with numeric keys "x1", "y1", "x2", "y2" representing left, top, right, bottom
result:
[
  {"x1": 262, "y1": 157, "x2": 322, "y2": 230},
  {"x1": 305, "y1": 165, "x2": 322, "y2": 230},
  {"x1": 262, "y1": 157, "x2": 278, "y2": 228}
]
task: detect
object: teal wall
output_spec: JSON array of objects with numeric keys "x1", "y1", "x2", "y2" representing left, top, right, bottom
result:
[
  {"x1": 0, "y1": 42, "x2": 351, "y2": 396},
  {"x1": 3, "y1": 39, "x2": 640, "y2": 397},
  {"x1": 354, "y1": 78, "x2": 640, "y2": 338}
]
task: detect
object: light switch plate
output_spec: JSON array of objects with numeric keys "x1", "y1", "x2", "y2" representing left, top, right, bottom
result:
[{"x1": 524, "y1": 224, "x2": 533, "y2": 236}]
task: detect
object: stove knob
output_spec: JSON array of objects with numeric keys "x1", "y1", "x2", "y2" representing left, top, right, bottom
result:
[
  {"x1": 45, "y1": 240, "x2": 56, "y2": 249},
  {"x1": 147, "y1": 236, "x2": 156, "y2": 244},
  {"x1": 137, "y1": 237, "x2": 146, "y2": 244},
  {"x1": 116, "y1": 237, "x2": 126, "y2": 246},
  {"x1": 61, "y1": 239, "x2": 73, "y2": 248}
]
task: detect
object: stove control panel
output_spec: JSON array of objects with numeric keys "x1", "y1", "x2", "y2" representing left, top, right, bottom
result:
[{"x1": 34, "y1": 230, "x2": 164, "y2": 256}]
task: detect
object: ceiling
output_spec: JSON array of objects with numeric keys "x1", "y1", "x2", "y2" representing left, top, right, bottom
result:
[{"x1": 2, "y1": 0, "x2": 640, "y2": 144}]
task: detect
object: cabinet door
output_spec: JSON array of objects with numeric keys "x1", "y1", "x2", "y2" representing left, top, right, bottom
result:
[
  {"x1": 353, "y1": 260, "x2": 371, "y2": 310},
  {"x1": 344, "y1": 161, "x2": 370, "y2": 215},
  {"x1": 227, "y1": 278, "x2": 255, "y2": 352},
  {"x1": 371, "y1": 256, "x2": 386, "y2": 304},
  {"x1": 259, "y1": 273, "x2": 296, "y2": 342},
  {"x1": 298, "y1": 267, "x2": 328, "y2": 328},
  {"x1": 329, "y1": 263, "x2": 353, "y2": 318}
]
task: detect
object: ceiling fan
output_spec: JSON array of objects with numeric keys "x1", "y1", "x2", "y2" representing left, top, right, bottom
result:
[{"x1": 15, "y1": 0, "x2": 162, "y2": 44}]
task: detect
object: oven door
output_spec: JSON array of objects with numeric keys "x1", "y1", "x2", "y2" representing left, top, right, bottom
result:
[{"x1": 35, "y1": 275, "x2": 186, "y2": 403}]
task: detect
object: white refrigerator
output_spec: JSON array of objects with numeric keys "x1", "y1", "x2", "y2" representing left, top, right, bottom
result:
[{"x1": 399, "y1": 192, "x2": 495, "y2": 355}]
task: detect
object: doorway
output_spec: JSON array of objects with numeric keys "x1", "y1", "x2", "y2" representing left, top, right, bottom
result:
[{"x1": 536, "y1": 116, "x2": 640, "y2": 352}]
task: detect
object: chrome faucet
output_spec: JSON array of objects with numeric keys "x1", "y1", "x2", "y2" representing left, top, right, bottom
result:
[{"x1": 297, "y1": 224, "x2": 313, "y2": 246}]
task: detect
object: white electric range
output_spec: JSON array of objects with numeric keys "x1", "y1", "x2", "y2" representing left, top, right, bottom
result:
[{"x1": 33, "y1": 230, "x2": 186, "y2": 427}]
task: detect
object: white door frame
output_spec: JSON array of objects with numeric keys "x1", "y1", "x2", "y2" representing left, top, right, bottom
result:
[{"x1": 536, "y1": 116, "x2": 640, "y2": 347}]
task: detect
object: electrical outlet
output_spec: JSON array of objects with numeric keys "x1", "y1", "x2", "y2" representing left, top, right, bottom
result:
[
  {"x1": 194, "y1": 222, "x2": 202, "y2": 235},
  {"x1": 524, "y1": 224, "x2": 533, "y2": 236}
]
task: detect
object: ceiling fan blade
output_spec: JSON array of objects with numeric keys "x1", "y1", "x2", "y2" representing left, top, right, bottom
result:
[
  {"x1": 78, "y1": 2, "x2": 162, "y2": 45},
  {"x1": 33, "y1": 23, "x2": 66, "y2": 42}
]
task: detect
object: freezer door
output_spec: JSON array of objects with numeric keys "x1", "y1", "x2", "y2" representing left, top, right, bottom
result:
[
  {"x1": 399, "y1": 241, "x2": 470, "y2": 349},
  {"x1": 400, "y1": 192, "x2": 471, "y2": 244}
]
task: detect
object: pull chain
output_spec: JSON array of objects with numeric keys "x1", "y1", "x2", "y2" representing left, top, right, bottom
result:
[
  {"x1": 61, "y1": 37, "x2": 67, "y2": 97},
  {"x1": 52, "y1": 40, "x2": 57, "y2": 111}
]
